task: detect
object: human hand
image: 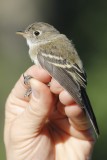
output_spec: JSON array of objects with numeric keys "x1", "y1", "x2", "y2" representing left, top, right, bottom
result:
[{"x1": 4, "y1": 65, "x2": 95, "y2": 160}]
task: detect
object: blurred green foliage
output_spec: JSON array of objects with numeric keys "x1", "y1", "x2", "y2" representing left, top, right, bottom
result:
[{"x1": 0, "y1": 0, "x2": 107, "y2": 159}]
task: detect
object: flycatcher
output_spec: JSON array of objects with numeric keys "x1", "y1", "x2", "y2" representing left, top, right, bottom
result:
[{"x1": 16, "y1": 22, "x2": 99, "y2": 138}]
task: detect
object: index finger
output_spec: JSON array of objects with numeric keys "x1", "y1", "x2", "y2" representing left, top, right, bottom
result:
[{"x1": 12, "y1": 65, "x2": 51, "y2": 100}]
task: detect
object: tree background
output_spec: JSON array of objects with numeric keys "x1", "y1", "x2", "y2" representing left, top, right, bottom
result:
[{"x1": 0, "y1": 0, "x2": 107, "y2": 159}]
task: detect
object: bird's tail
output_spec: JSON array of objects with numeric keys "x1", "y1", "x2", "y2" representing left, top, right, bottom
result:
[{"x1": 81, "y1": 87, "x2": 100, "y2": 138}]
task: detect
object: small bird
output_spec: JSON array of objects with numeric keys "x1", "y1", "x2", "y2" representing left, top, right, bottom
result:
[{"x1": 16, "y1": 22, "x2": 99, "y2": 138}]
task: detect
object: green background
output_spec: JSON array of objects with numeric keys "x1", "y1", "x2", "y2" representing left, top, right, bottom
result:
[{"x1": 0, "y1": 0, "x2": 107, "y2": 159}]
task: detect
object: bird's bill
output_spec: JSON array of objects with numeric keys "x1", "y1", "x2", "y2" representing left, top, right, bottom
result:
[{"x1": 16, "y1": 31, "x2": 26, "y2": 38}]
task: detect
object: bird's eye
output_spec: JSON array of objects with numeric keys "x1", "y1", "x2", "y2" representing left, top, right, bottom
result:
[{"x1": 33, "y1": 30, "x2": 40, "y2": 36}]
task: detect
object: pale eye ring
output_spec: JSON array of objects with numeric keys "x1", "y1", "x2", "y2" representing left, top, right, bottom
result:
[{"x1": 33, "y1": 30, "x2": 41, "y2": 36}]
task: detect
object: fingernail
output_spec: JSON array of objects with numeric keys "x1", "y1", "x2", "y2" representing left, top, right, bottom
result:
[
  {"x1": 30, "y1": 79, "x2": 40, "y2": 99},
  {"x1": 32, "y1": 88, "x2": 40, "y2": 99}
]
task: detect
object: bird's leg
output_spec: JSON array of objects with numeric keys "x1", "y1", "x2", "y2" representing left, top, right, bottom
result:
[{"x1": 23, "y1": 74, "x2": 32, "y2": 97}]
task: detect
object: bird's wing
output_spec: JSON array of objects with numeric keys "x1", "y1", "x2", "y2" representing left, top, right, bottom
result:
[
  {"x1": 37, "y1": 52, "x2": 99, "y2": 137},
  {"x1": 37, "y1": 52, "x2": 85, "y2": 106}
]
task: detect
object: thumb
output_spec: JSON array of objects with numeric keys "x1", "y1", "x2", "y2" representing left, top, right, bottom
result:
[
  {"x1": 12, "y1": 79, "x2": 55, "y2": 138},
  {"x1": 29, "y1": 78, "x2": 55, "y2": 132}
]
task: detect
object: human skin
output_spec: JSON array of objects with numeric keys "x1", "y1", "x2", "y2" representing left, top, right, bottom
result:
[{"x1": 4, "y1": 65, "x2": 95, "y2": 160}]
